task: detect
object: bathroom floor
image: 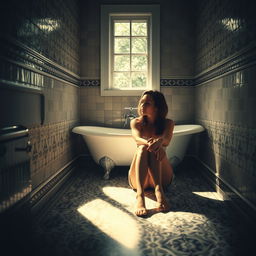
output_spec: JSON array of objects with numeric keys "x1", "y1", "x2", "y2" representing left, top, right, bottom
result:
[{"x1": 30, "y1": 158, "x2": 253, "y2": 256}]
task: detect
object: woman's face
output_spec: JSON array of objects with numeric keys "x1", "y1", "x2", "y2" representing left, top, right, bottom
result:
[{"x1": 139, "y1": 94, "x2": 157, "y2": 117}]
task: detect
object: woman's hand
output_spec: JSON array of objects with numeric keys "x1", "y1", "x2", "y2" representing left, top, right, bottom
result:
[
  {"x1": 147, "y1": 137, "x2": 163, "y2": 153},
  {"x1": 147, "y1": 138, "x2": 166, "y2": 161}
]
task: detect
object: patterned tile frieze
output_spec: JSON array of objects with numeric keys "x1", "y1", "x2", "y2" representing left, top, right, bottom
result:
[
  {"x1": 28, "y1": 120, "x2": 80, "y2": 188},
  {"x1": 0, "y1": 37, "x2": 80, "y2": 89},
  {"x1": 80, "y1": 79, "x2": 195, "y2": 87},
  {"x1": 195, "y1": 44, "x2": 256, "y2": 85},
  {"x1": 0, "y1": 58, "x2": 44, "y2": 90},
  {"x1": 80, "y1": 79, "x2": 100, "y2": 87},
  {"x1": 196, "y1": 119, "x2": 256, "y2": 178},
  {"x1": 160, "y1": 79, "x2": 195, "y2": 86}
]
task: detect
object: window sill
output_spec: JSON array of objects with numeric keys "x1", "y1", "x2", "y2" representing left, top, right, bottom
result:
[{"x1": 101, "y1": 88, "x2": 146, "y2": 96}]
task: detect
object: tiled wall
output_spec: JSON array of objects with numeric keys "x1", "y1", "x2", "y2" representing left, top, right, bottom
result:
[
  {"x1": 80, "y1": 86, "x2": 195, "y2": 127},
  {"x1": 0, "y1": 0, "x2": 80, "y2": 75},
  {"x1": 194, "y1": 0, "x2": 256, "y2": 210},
  {"x1": 28, "y1": 77, "x2": 81, "y2": 188},
  {"x1": 0, "y1": 0, "x2": 81, "y2": 190},
  {"x1": 160, "y1": 0, "x2": 196, "y2": 78},
  {"x1": 79, "y1": 0, "x2": 196, "y2": 126},
  {"x1": 195, "y1": 0, "x2": 256, "y2": 75}
]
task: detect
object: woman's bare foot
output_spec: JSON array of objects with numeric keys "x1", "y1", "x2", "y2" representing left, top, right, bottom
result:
[
  {"x1": 135, "y1": 194, "x2": 147, "y2": 216},
  {"x1": 155, "y1": 186, "x2": 170, "y2": 212}
]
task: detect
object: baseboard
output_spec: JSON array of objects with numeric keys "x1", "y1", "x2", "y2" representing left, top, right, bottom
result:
[
  {"x1": 30, "y1": 156, "x2": 80, "y2": 220},
  {"x1": 185, "y1": 155, "x2": 256, "y2": 226}
]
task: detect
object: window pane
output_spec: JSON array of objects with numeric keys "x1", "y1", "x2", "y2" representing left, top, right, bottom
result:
[
  {"x1": 132, "y1": 56, "x2": 147, "y2": 71},
  {"x1": 114, "y1": 38, "x2": 130, "y2": 53},
  {"x1": 132, "y1": 22, "x2": 147, "y2": 36},
  {"x1": 114, "y1": 55, "x2": 130, "y2": 71},
  {"x1": 114, "y1": 22, "x2": 130, "y2": 36},
  {"x1": 113, "y1": 72, "x2": 130, "y2": 88},
  {"x1": 131, "y1": 72, "x2": 147, "y2": 88},
  {"x1": 132, "y1": 38, "x2": 147, "y2": 53}
]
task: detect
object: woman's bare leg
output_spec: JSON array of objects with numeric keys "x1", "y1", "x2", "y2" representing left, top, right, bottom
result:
[
  {"x1": 148, "y1": 152, "x2": 171, "y2": 212},
  {"x1": 161, "y1": 156, "x2": 174, "y2": 188},
  {"x1": 128, "y1": 145, "x2": 149, "y2": 216}
]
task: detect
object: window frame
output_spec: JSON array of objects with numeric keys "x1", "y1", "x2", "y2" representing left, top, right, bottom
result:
[{"x1": 101, "y1": 5, "x2": 160, "y2": 96}]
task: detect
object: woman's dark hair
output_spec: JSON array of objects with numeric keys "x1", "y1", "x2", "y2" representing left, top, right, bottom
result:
[{"x1": 137, "y1": 90, "x2": 168, "y2": 135}]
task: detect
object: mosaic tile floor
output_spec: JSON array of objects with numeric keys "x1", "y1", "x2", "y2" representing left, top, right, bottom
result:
[{"x1": 31, "y1": 159, "x2": 253, "y2": 256}]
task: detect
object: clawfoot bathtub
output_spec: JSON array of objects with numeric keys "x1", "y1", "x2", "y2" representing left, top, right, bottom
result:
[{"x1": 72, "y1": 124, "x2": 205, "y2": 179}]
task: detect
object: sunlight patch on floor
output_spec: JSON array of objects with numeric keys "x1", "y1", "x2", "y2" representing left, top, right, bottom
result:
[
  {"x1": 102, "y1": 186, "x2": 158, "y2": 211},
  {"x1": 192, "y1": 191, "x2": 225, "y2": 201},
  {"x1": 77, "y1": 198, "x2": 140, "y2": 249},
  {"x1": 102, "y1": 187, "x2": 135, "y2": 208},
  {"x1": 148, "y1": 211, "x2": 209, "y2": 232},
  {"x1": 102, "y1": 187, "x2": 209, "y2": 231}
]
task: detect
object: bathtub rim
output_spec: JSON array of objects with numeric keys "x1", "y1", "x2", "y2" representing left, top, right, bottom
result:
[{"x1": 72, "y1": 124, "x2": 205, "y2": 137}]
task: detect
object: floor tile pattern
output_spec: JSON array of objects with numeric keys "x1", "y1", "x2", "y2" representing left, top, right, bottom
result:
[{"x1": 31, "y1": 160, "x2": 252, "y2": 256}]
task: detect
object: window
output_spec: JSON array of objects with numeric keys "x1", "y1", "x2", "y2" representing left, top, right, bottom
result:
[
  {"x1": 101, "y1": 5, "x2": 160, "y2": 96},
  {"x1": 112, "y1": 18, "x2": 148, "y2": 90}
]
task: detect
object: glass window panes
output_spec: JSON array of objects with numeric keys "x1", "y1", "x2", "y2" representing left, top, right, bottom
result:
[
  {"x1": 113, "y1": 72, "x2": 130, "y2": 88},
  {"x1": 132, "y1": 38, "x2": 147, "y2": 54},
  {"x1": 112, "y1": 18, "x2": 148, "y2": 89},
  {"x1": 114, "y1": 22, "x2": 130, "y2": 36},
  {"x1": 132, "y1": 22, "x2": 147, "y2": 36},
  {"x1": 132, "y1": 55, "x2": 147, "y2": 71},
  {"x1": 131, "y1": 72, "x2": 147, "y2": 88},
  {"x1": 114, "y1": 38, "x2": 130, "y2": 53},
  {"x1": 114, "y1": 55, "x2": 130, "y2": 71}
]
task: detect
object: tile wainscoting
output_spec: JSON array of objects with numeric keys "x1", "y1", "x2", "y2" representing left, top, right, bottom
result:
[
  {"x1": 28, "y1": 120, "x2": 82, "y2": 189},
  {"x1": 195, "y1": 119, "x2": 256, "y2": 219}
]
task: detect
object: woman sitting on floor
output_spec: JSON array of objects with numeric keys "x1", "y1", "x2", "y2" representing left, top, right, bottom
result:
[{"x1": 128, "y1": 90, "x2": 175, "y2": 216}]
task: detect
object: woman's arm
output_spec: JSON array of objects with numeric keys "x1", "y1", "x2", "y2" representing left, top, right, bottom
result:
[
  {"x1": 147, "y1": 119, "x2": 175, "y2": 152},
  {"x1": 160, "y1": 119, "x2": 175, "y2": 147},
  {"x1": 130, "y1": 118, "x2": 149, "y2": 146}
]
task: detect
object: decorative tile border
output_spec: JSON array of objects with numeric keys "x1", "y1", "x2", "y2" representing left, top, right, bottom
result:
[
  {"x1": 0, "y1": 36, "x2": 80, "y2": 89},
  {"x1": 80, "y1": 79, "x2": 195, "y2": 87},
  {"x1": 160, "y1": 78, "x2": 194, "y2": 86},
  {"x1": 195, "y1": 44, "x2": 256, "y2": 85},
  {"x1": 80, "y1": 79, "x2": 100, "y2": 86}
]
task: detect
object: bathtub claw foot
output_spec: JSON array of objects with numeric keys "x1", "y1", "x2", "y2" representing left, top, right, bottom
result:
[{"x1": 99, "y1": 156, "x2": 115, "y2": 180}]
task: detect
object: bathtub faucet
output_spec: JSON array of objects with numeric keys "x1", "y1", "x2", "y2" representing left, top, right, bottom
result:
[{"x1": 123, "y1": 107, "x2": 137, "y2": 128}]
